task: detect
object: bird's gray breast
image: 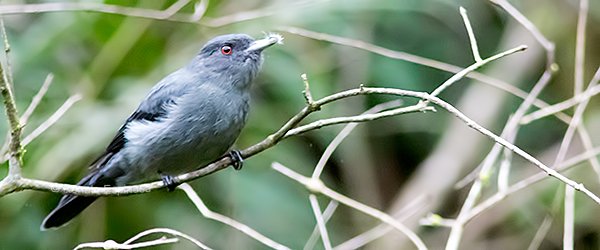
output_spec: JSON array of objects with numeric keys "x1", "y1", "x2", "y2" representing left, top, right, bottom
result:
[{"x1": 122, "y1": 84, "x2": 249, "y2": 182}]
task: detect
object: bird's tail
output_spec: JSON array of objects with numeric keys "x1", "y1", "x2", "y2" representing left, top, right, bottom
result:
[{"x1": 40, "y1": 171, "x2": 107, "y2": 230}]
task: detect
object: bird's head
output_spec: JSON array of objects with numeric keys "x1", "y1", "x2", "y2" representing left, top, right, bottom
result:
[{"x1": 190, "y1": 33, "x2": 283, "y2": 90}]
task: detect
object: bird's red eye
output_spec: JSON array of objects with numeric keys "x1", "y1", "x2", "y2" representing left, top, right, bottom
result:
[{"x1": 221, "y1": 45, "x2": 232, "y2": 55}]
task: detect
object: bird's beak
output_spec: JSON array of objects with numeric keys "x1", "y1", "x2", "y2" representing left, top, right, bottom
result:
[{"x1": 245, "y1": 33, "x2": 283, "y2": 52}]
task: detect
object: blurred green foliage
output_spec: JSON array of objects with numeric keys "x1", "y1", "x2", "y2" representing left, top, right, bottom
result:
[{"x1": 1, "y1": 0, "x2": 600, "y2": 249}]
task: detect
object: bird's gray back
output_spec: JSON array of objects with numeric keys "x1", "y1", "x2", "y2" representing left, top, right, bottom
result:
[{"x1": 115, "y1": 68, "x2": 250, "y2": 184}]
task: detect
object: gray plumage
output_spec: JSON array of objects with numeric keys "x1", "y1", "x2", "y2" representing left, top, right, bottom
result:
[{"x1": 41, "y1": 33, "x2": 281, "y2": 229}]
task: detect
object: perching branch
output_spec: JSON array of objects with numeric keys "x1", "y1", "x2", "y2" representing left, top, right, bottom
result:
[{"x1": 3, "y1": 84, "x2": 599, "y2": 207}]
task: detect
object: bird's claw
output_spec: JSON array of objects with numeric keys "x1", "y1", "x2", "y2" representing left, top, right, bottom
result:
[
  {"x1": 159, "y1": 172, "x2": 178, "y2": 192},
  {"x1": 228, "y1": 150, "x2": 244, "y2": 170}
]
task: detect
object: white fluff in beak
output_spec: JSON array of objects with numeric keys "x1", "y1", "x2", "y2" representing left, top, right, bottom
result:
[{"x1": 246, "y1": 33, "x2": 284, "y2": 52}]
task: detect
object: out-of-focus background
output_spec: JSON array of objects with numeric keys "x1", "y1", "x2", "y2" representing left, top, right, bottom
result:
[{"x1": 0, "y1": 0, "x2": 599, "y2": 249}]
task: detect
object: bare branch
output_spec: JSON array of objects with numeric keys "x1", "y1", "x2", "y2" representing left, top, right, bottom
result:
[
  {"x1": 272, "y1": 162, "x2": 428, "y2": 250},
  {"x1": 278, "y1": 26, "x2": 565, "y2": 117},
  {"x1": 21, "y1": 94, "x2": 82, "y2": 146},
  {"x1": 311, "y1": 100, "x2": 402, "y2": 180},
  {"x1": 574, "y1": 0, "x2": 588, "y2": 94},
  {"x1": 74, "y1": 238, "x2": 179, "y2": 250},
  {"x1": 334, "y1": 195, "x2": 428, "y2": 250},
  {"x1": 19, "y1": 73, "x2": 54, "y2": 124},
  {"x1": 0, "y1": 19, "x2": 21, "y2": 177},
  {"x1": 459, "y1": 7, "x2": 482, "y2": 62},
  {"x1": 564, "y1": 186, "x2": 575, "y2": 250},
  {"x1": 429, "y1": 45, "x2": 526, "y2": 97},
  {"x1": 304, "y1": 201, "x2": 338, "y2": 250},
  {"x1": 74, "y1": 227, "x2": 210, "y2": 250},
  {"x1": 0, "y1": 1, "x2": 193, "y2": 22},
  {"x1": 520, "y1": 84, "x2": 600, "y2": 124},
  {"x1": 489, "y1": 0, "x2": 554, "y2": 52},
  {"x1": 419, "y1": 214, "x2": 456, "y2": 228},
  {"x1": 497, "y1": 147, "x2": 513, "y2": 193},
  {"x1": 465, "y1": 146, "x2": 600, "y2": 222},
  {"x1": 526, "y1": 215, "x2": 554, "y2": 250},
  {"x1": 178, "y1": 183, "x2": 290, "y2": 250},
  {"x1": 0, "y1": 74, "x2": 54, "y2": 163},
  {"x1": 285, "y1": 103, "x2": 433, "y2": 138},
  {"x1": 0, "y1": 0, "x2": 322, "y2": 27},
  {"x1": 201, "y1": 0, "x2": 322, "y2": 27},
  {"x1": 309, "y1": 194, "x2": 332, "y2": 250},
  {"x1": 0, "y1": 17, "x2": 14, "y2": 89},
  {"x1": 527, "y1": 191, "x2": 562, "y2": 250},
  {"x1": 559, "y1": 1, "x2": 591, "y2": 246},
  {"x1": 122, "y1": 228, "x2": 210, "y2": 249},
  {"x1": 301, "y1": 73, "x2": 315, "y2": 106}
]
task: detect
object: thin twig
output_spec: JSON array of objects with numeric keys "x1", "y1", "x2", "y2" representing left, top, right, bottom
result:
[
  {"x1": 527, "y1": 214, "x2": 554, "y2": 250},
  {"x1": 19, "y1": 73, "x2": 54, "y2": 124},
  {"x1": 309, "y1": 194, "x2": 332, "y2": 250},
  {"x1": 520, "y1": 84, "x2": 600, "y2": 124},
  {"x1": 556, "y1": 9, "x2": 596, "y2": 246},
  {"x1": 0, "y1": 1, "x2": 192, "y2": 22},
  {"x1": 178, "y1": 183, "x2": 290, "y2": 250},
  {"x1": 429, "y1": 45, "x2": 526, "y2": 97},
  {"x1": 527, "y1": 189, "x2": 562, "y2": 250},
  {"x1": 489, "y1": 0, "x2": 554, "y2": 52},
  {"x1": 497, "y1": 147, "x2": 513, "y2": 193},
  {"x1": 334, "y1": 195, "x2": 428, "y2": 250},
  {"x1": 272, "y1": 162, "x2": 428, "y2": 250},
  {"x1": 465, "y1": 146, "x2": 600, "y2": 222},
  {"x1": 304, "y1": 201, "x2": 338, "y2": 250},
  {"x1": 560, "y1": 0, "x2": 591, "y2": 245},
  {"x1": 419, "y1": 214, "x2": 456, "y2": 228},
  {"x1": 574, "y1": 0, "x2": 588, "y2": 94},
  {"x1": 0, "y1": 0, "x2": 322, "y2": 27},
  {"x1": 301, "y1": 73, "x2": 315, "y2": 106},
  {"x1": 285, "y1": 103, "x2": 433, "y2": 138},
  {"x1": 74, "y1": 238, "x2": 179, "y2": 250},
  {"x1": 0, "y1": 74, "x2": 53, "y2": 162},
  {"x1": 200, "y1": 0, "x2": 322, "y2": 27},
  {"x1": 564, "y1": 186, "x2": 575, "y2": 250},
  {"x1": 459, "y1": 7, "x2": 482, "y2": 62},
  {"x1": 0, "y1": 17, "x2": 13, "y2": 88},
  {"x1": 74, "y1": 227, "x2": 210, "y2": 250},
  {"x1": 20, "y1": 94, "x2": 83, "y2": 146},
  {"x1": 311, "y1": 100, "x2": 402, "y2": 179}
]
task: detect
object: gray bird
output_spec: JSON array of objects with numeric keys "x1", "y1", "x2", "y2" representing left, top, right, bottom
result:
[{"x1": 41, "y1": 33, "x2": 281, "y2": 229}]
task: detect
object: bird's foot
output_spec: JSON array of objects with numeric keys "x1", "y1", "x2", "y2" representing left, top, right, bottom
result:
[
  {"x1": 159, "y1": 172, "x2": 179, "y2": 192},
  {"x1": 228, "y1": 150, "x2": 244, "y2": 170}
]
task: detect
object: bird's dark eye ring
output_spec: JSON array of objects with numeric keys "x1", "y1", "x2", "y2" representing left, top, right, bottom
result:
[{"x1": 221, "y1": 45, "x2": 232, "y2": 55}]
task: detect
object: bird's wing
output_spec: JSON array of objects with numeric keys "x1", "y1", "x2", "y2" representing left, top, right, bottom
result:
[{"x1": 90, "y1": 70, "x2": 191, "y2": 170}]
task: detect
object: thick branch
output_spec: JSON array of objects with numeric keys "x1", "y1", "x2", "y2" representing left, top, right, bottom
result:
[{"x1": 0, "y1": 42, "x2": 22, "y2": 176}]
